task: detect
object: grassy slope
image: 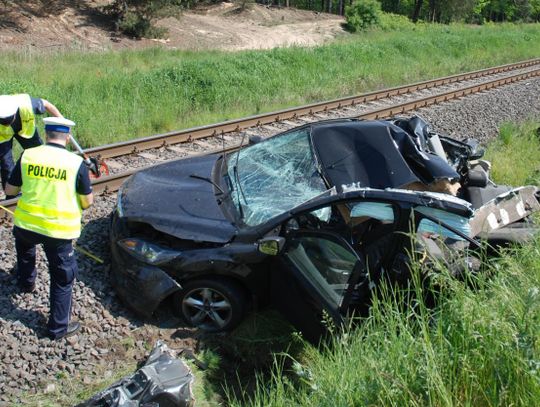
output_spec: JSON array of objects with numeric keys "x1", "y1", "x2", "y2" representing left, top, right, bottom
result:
[
  {"x1": 0, "y1": 24, "x2": 539, "y2": 148},
  {"x1": 231, "y1": 121, "x2": 540, "y2": 407}
]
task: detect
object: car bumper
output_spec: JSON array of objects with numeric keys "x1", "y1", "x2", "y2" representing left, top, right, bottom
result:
[{"x1": 109, "y1": 213, "x2": 181, "y2": 317}]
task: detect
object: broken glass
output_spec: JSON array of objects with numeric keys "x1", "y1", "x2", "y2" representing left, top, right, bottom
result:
[
  {"x1": 228, "y1": 129, "x2": 327, "y2": 226},
  {"x1": 416, "y1": 206, "x2": 470, "y2": 240}
]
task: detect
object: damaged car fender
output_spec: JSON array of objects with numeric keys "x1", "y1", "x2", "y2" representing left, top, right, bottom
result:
[{"x1": 110, "y1": 239, "x2": 182, "y2": 318}]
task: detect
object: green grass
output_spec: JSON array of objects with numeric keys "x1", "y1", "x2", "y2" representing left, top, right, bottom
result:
[
  {"x1": 232, "y1": 253, "x2": 540, "y2": 406},
  {"x1": 484, "y1": 121, "x2": 540, "y2": 186},
  {"x1": 20, "y1": 363, "x2": 136, "y2": 406},
  {"x1": 1, "y1": 23, "x2": 540, "y2": 148},
  {"x1": 227, "y1": 120, "x2": 540, "y2": 407}
]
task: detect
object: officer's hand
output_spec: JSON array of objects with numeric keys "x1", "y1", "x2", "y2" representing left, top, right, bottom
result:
[{"x1": 85, "y1": 157, "x2": 100, "y2": 177}]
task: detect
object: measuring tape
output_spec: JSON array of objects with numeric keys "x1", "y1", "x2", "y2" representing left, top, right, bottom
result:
[{"x1": 0, "y1": 204, "x2": 104, "y2": 264}]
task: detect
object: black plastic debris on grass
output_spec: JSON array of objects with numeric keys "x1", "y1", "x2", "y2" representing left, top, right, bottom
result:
[{"x1": 77, "y1": 341, "x2": 195, "y2": 407}]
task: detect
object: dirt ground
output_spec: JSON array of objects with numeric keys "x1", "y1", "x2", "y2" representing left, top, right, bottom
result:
[{"x1": 0, "y1": 0, "x2": 346, "y2": 52}]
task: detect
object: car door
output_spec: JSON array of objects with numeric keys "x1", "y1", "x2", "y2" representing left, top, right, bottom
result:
[
  {"x1": 268, "y1": 197, "x2": 405, "y2": 342},
  {"x1": 270, "y1": 229, "x2": 365, "y2": 342}
]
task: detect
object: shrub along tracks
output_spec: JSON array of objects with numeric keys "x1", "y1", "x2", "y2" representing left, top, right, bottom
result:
[{"x1": 0, "y1": 58, "x2": 539, "y2": 217}]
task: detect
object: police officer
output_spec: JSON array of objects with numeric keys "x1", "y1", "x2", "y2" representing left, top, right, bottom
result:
[
  {"x1": 5, "y1": 117, "x2": 94, "y2": 340},
  {"x1": 0, "y1": 94, "x2": 63, "y2": 195}
]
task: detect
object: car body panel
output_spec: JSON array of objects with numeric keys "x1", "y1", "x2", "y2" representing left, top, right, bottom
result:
[
  {"x1": 110, "y1": 234, "x2": 181, "y2": 317},
  {"x1": 79, "y1": 341, "x2": 195, "y2": 406},
  {"x1": 312, "y1": 120, "x2": 458, "y2": 190},
  {"x1": 118, "y1": 154, "x2": 237, "y2": 243},
  {"x1": 270, "y1": 230, "x2": 367, "y2": 342},
  {"x1": 110, "y1": 212, "x2": 269, "y2": 316},
  {"x1": 111, "y1": 186, "x2": 473, "y2": 317},
  {"x1": 469, "y1": 186, "x2": 540, "y2": 237}
]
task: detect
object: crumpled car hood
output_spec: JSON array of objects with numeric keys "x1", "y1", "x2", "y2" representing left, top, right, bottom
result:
[{"x1": 119, "y1": 154, "x2": 237, "y2": 243}]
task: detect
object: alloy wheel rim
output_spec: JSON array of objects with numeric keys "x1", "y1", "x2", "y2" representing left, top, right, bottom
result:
[{"x1": 182, "y1": 287, "x2": 232, "y2": 330}]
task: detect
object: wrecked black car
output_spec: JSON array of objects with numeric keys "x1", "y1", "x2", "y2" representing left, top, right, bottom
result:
[{"x1": 110, "y1": 116, "x2": 540, "y2": 340}]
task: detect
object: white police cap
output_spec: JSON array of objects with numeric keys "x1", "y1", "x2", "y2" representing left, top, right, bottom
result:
[
  {"x1": 0, "y1": 95, "x2": 18, "y2": 119},
  {"x1": 43, "y1": 117, "x2": 76, "y2": 133}
]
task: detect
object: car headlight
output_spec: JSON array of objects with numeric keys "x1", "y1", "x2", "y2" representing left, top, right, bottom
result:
[{"x1": 118, "y1": 238, "x2": 180, "y2": 265}]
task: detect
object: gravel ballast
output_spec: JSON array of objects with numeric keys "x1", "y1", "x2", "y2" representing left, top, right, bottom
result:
[{"x1": 0, "y1": 78, "x2": 539, "y2": 403}]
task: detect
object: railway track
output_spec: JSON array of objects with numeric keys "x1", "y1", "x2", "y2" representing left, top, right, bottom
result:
[{"x1": 1, "y1": 58, "x2": 539, "y2": 218}]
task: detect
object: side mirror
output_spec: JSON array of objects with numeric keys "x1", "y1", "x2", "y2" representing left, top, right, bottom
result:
[
  {"x1": 257, "y1": 237, "x2": 285, "y2": 256},
  {"x1": 464, "y1": 138, "x2": 485, "y2": 160}
]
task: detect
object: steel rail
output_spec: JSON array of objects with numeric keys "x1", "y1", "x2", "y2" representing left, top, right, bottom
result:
[
  {"x1": 1, "y1": 65, "x2": 539, "y2": 218},
  {"x1": 85, "y1": 58, "x2": 540, "y2": 160}
]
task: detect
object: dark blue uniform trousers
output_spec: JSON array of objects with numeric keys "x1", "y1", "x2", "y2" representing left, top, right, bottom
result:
[
  {"x1": 14, "y1": 226, "x2": 77, "y2": 339},
  {"x1": 0, "y1": 132, "x2": 42, "y2": 191},
  {"x1": 0, "y1": 139, "x2": 14, "y2": 190}
]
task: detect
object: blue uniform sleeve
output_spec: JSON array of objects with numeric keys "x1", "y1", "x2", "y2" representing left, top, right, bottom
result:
[
  {"x1": 8, "y1": 158, "x2": 23, "y2": 187},
  {"x1": 76, "y1": 163, "x2": 93, "y2": 195},
  {"x1": 31, "y1": 97, "x2": 46, "y2": 115}
]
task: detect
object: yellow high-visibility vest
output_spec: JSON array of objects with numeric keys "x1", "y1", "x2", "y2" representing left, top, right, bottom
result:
[
  {"x1": 0, "y1": 94, "x2": 36, "y2": 143},
  {"x1": 14, "y1": 145, "x2": 84, "y2": 239}
]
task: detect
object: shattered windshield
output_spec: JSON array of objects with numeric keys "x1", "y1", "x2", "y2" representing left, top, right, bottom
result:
[{"x1": 227, "y1": 128, "x2": 327, "y2": 226}]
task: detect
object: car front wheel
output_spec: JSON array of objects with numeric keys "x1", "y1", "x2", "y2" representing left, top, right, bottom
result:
[{"x1": 172, "y1": 278, "x2": 246, "y2": 332}]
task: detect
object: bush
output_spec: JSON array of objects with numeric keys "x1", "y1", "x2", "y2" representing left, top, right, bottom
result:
[
  {"x1": 117, "y1": 11, "x2": 152, "y2": 37},
  {"x1": 345, "y1": 0, "x2": 382, "y2": 32},
  {"x1": 379, "y1": 12, "x2": 416, "y2": 31},
  {"x1": 106, "y1": 0, "x2": 183, "y2": 39},
  {"x1": 234, "y1": 0, "x2": 255, "y2": 12}
]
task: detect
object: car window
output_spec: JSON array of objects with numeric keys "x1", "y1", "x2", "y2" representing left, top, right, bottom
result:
[
  {"x1": 415, "y1": 206, "x2": 470, "y2": 241},
  {"x1": 350, "y1": 202, "x2": 395, "y2": 223},
  {"x1": 228, "y1": 128, "x2": 327, "y2": 226},
  {"x1": 289, "y1": 200, "x2": 398, "y2": 249},
  {"x1": 349, "y1": 203, "x2": 399, "y2": 265},
  {"x1": 284, "y1": 235, "x2": 358, "y2": 307}
]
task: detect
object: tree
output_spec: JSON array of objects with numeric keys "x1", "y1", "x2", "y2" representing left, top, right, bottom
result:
[
  {"x1": 438, "y1": 0, "x2": 477, "y2": 23},
  {"x1": 345, "y1": 0, "x2": 382, "y2": 31},
  {"x1": 532, "y1": 0, "x2": 540, "y2": 20},
  {"x1": 412, "y1": 0, "x2": 423, "y2": 22},
  {"x1": 380, "y1": 0, "x2": 396, "y2": 12},
  {"x1": 106, "y1": 0, "x2": 185, "y2": 38}
]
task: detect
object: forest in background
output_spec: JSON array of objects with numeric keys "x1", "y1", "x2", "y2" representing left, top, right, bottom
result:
[
  {"x1": 105, "y1": 0, "x2": 540, "y2": 38},
  {"x1": 271, "y1": 0, "x2": 540, "y2": 22},
  {"x1": 111, "y1": 0, "x2": 540, "y2": 23}
]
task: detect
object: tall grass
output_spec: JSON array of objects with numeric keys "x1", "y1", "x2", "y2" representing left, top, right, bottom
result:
[
  {"x1": 233, "y1": 251, "x2": 540, "y2": 406},
  {"x1": 1, "y1": 24, "x2": 539, "y2": 148},
  {"x1": 229, "y1": 121, "x2": 540, "y2": 407},
  {"x1": 484, "y1": 121, "x2": 540, "y2": 186}
]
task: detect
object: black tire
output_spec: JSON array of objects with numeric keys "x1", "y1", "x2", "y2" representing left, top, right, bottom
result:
[{"x1": 172, "y1": 278, "x2": 246, "y2": 332}]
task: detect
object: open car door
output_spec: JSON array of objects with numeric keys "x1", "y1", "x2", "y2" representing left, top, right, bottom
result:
[{"x1": 270, "y1": 230, "x2": 365, "y2": 343}]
